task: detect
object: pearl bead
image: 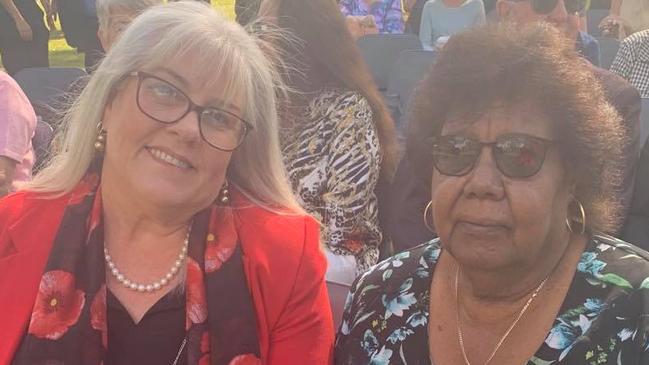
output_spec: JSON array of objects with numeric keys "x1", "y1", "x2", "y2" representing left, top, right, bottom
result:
[{"x1": 104, "y1": 228, "x2": 190, "y2": 293}]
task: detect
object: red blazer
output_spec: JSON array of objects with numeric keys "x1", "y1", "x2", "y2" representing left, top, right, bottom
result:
[{"x1": 0, "y1": 191, "x2": 334, "y2": 365}]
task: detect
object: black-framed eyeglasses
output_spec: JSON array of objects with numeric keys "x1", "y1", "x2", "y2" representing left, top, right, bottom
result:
[
  {"x1": 130, "y1": 71, "x2": 252, "y2": 152},
  {"x1": 431, "y1": 133, "x2": 555, "y2": 178}
]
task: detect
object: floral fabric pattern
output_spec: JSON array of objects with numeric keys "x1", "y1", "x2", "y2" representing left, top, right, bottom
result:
[{"x1": 335, "y1": 235, "x2": 649, "y2": 364}]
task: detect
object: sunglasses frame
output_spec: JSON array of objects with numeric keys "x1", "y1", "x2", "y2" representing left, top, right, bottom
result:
[{"x1": 431, "y1": 133, "x2": 556, "y2": 179}]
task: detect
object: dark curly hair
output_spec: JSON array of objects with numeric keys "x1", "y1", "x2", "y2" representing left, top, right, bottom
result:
[{"x1": 406, "y1": 23, "x2": 625, "y2": 233}]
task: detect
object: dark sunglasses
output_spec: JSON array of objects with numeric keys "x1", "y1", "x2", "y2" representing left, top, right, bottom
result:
[{"x1": 431, "y1": 134, "x2": 555, "y2": 178}]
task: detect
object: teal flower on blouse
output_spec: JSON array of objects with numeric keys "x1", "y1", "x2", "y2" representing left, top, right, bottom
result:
[
  {"x1": 382, "y1": 278, "x2": 417, "y2": 319},
  {"x1": 578, "y1": 252, "x2": 607, "y2": 279}
]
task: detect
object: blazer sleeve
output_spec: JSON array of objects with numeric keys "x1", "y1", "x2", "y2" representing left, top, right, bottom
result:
[{"x1": 266, "y1": 217, "x2": 334, "y2": 365}]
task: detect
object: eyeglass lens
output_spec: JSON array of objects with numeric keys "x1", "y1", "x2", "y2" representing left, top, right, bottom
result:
[
  {"x1": 136, "y1": 74, "x2": 247, "y2": 151},
  {"x1": 431, "y1": 134, "x2": 550, "y2": 178}
]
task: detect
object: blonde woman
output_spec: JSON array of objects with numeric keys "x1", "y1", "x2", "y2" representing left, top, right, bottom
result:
[{"x1": 0, "y1": 2, "x2": 334, "y2": 364}]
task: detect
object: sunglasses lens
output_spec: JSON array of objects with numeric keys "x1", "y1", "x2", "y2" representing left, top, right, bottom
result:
[
  {"x1": 532, "y1": 0, "x2": 559, "y2": 13},
  {"x1": 494, "y1": 135, "x2": 547, "y2": 178},
  {"x1": 432, "y1": 136, "x2": 480, "y2": 176}
]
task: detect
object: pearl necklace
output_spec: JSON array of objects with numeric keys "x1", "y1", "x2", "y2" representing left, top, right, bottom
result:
[{"x1": 104, "y1": 230, "x2": 190, "y2": 293}]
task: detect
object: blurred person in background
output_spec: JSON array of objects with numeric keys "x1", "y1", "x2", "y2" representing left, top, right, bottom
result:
[
  {"x1": 565, "y1": 0, "x2": 601, "y2": 66},
  {"x1": 418, "y1": 0, "x2": 486, "y2": 50},
  {"x1": 404, "y1": 0, "x2": 426, "y2": 35},
  {"x1": 0, "y1": 0, "x2": 54, "y2": 75},
  {"x1": 0, "y1": 70, "x2": 36, "y2": 197},
  {"x1": 611, "y1": 29, "x2": 649, "y2": 97},
  {"x1": 96, "y1": 0, "x2": 163, "y2": 51},
  {"x1": 339, "y1": 0, "x2": 405, "y2": 34},
  {"x1": 0, "y1": 2, "x2": 334, "y2": 364},
  {"x1": 55, "y1": 0, "x2": 104, "y2": 71},
  {"x1": 599, "y1": 0, "x2": 649, "y2": 38},
  {"x1": 258, "y1": 0, "x2": 398, "y2": 289}
]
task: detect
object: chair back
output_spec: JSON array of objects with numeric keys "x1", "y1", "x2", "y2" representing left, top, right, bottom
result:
[
  {"x1": 13, "y1": 67, "x2": 87, "y2": 118},
  {"x1": 357, "y1": 34, "x2": 422, "y2": 90},
  {"x1": 597, "y1": 37, "x2": 620, "y2": 69},
  {"x1": 386, "y1": 50, "x2": 436, "y2": 129}
]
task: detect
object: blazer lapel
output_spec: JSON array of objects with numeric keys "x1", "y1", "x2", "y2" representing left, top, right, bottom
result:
[{"x1": 0, "y1": 198, "x2": 65, "y2": 364}]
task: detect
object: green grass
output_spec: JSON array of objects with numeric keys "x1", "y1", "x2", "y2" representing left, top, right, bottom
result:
[{"x1": 1, "y1": 0, "x2": 236, "y2": 70}]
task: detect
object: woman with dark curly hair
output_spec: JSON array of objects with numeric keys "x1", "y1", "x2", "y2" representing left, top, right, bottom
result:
[{"x1": 335, "y1": 23, "x2": 649, "y2": 365}]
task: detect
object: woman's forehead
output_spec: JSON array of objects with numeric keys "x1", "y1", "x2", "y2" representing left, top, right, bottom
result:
[{"x1": 442, "y1": 102, "x2": 554, "y2": 138}]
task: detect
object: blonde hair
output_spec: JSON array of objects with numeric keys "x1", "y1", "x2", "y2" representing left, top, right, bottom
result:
[
  {"x1": 26, "y1": 1, "x2": 304, "y2": 214},
  {"x1": 96, "y1": 0, "x2": 163, "y2": 32}
]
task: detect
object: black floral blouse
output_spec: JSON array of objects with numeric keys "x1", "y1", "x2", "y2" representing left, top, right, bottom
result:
[{"x1": 335, "y1": 235, "x2": 649, "y2": 365}]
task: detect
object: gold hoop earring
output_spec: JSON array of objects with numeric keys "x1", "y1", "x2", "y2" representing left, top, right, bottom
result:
[
  {"x1": 94, "y1": 122, "x2": 107, "y2": 153},
  {"x1": 566, "y1": 199, "x2": 586, "y2": 235},
  {"x1": 218, "y1": 181, "x2": 230, "y2": 205},
  {"x1": 423, "y1": 201, "x2": 434, "y2": 232}
]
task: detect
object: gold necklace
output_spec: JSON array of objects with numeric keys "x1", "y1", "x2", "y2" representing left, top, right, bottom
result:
[{"x1": 455, "y1": 266, "x2": 549, "y2": 365}]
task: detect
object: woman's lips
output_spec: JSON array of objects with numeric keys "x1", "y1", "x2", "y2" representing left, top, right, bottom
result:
[{"x1": 456, "y1": 220, "x2": 510, "y2": 236}]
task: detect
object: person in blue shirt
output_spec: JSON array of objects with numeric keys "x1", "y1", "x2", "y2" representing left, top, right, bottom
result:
[
  {"x1": 418, "y1": 0, "x2": 486, "y2": 50},
  {"x1": 339, "y1": 0, "x2": 405, "y2": 34}
]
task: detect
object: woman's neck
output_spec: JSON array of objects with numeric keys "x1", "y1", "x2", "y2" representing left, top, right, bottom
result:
[
  {"x1": 100, "y1": 173, "x2": 193, "y2": 251},
  {"x1": 452, "y1": 231, "x2": 586, "y2": 310}
]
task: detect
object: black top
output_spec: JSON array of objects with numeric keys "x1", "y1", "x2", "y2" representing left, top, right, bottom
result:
[{"x1": 106, "y1": 289, "x2": 187, "y2": 365}]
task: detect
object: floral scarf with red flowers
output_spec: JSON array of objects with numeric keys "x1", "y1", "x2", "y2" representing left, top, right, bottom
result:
[{"x1": 12, "y1": 172, "x2": 261, "y2": 365}]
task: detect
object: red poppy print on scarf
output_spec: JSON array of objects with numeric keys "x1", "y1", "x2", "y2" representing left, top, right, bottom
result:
[
  {"x1": 90, "y1": 285, "x2": 107, "y2": 348},
  {"x1": 229, "y1": 354, "x2": 262, "y2": 365},
  {"x1": 204, "y1": 231, "x2": 237, "y2": 273},
  {"x1": 28, "y1": 270, "x2": 85, "y2": 340},
  {"x1": 186, "y1": 258, "x2": 208, "y2": 327},
  {"x1": 204, "y1": 209, "x2": 237, "y2": 273},
  {"x1": 199, "y1": 331, "x2": 211, "y2": 365}
]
